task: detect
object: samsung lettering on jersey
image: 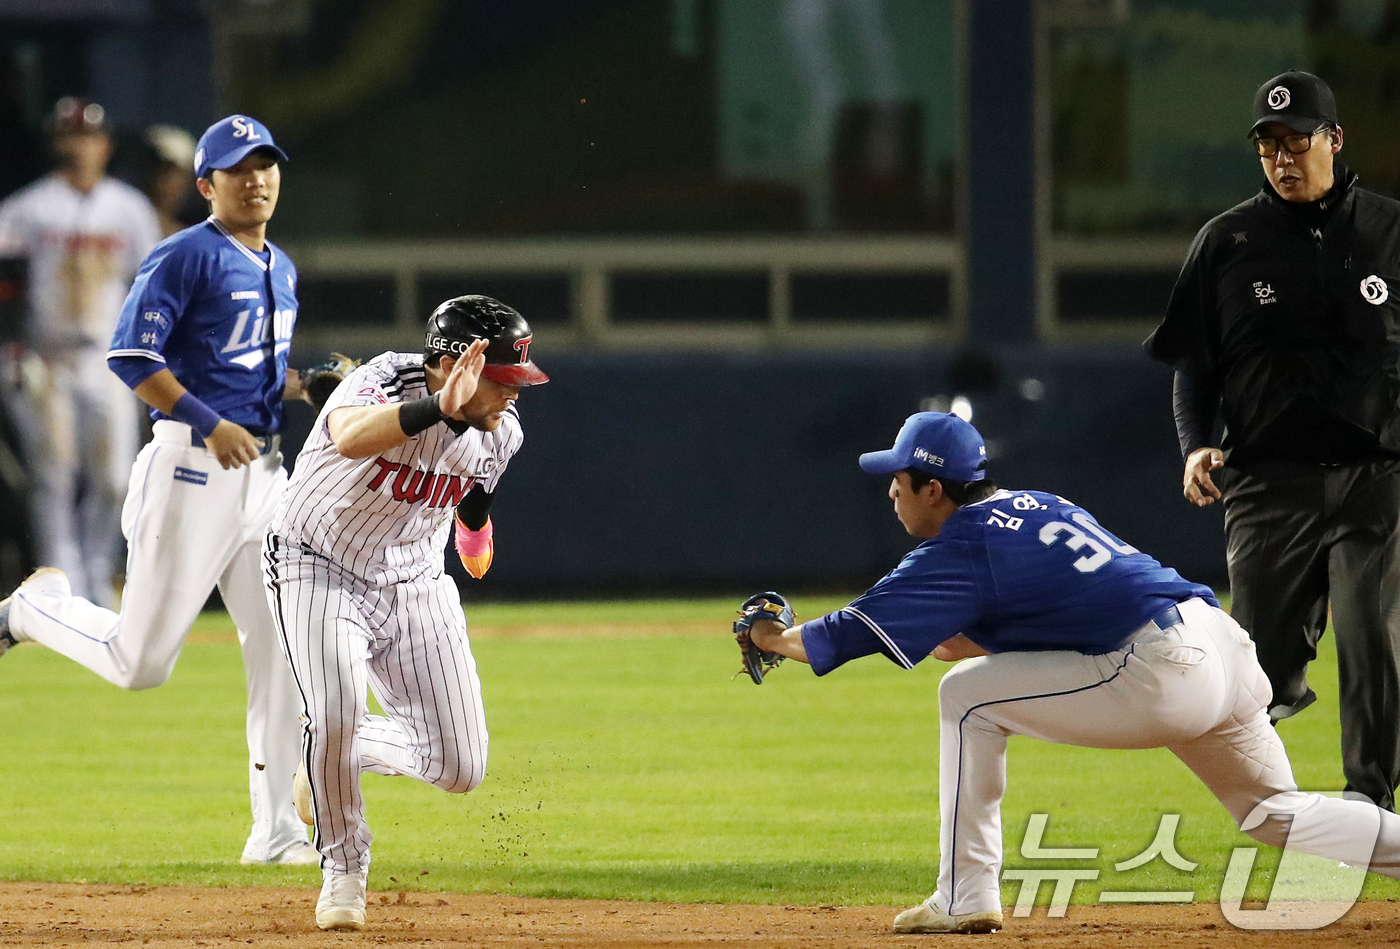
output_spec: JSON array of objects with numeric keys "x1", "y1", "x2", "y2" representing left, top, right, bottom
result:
[{"x1": 367, "y1": 459, "x2": 475, "y2": 508}]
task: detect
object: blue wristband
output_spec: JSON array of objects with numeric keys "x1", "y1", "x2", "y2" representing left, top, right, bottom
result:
[{"x1": 170, "y1": 392, "x2": 222, "y2": 439}]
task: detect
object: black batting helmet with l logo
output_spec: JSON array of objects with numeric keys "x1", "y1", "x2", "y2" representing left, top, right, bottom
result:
[{"x1": 423, "y1": 295, "x2": 549, "y2": 386}]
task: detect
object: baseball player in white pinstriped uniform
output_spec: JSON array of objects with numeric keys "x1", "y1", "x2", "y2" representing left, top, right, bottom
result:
[
  {"x1": 0, "y1": 98, "x2": 161, "y2": 606},
  {"x1": 263, "y1": 295, "x2": 547, "y2": 931}
]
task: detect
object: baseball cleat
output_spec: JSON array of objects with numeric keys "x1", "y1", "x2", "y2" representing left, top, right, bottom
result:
[
  {"x1": 293, "y1": 764, "x2": 314, "y2": 826},
  {"x1": 316, "y1": 868, "x2": 368, "y2": 931},
  {"x1": 0, "y1": 567, "x2": 69, "y2": 654},
  {"x1": 240, "y1": 838, "x2": 319, "y2": 866},
  {"x1": 893, "y1": 900, "x2": 1003, "y2": 934}
]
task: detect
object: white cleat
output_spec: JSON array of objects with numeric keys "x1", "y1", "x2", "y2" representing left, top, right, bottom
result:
[
  {"x1": 0, "y1": 568, "x2": 69, "y2": 655},
  {"x1": 893, "y1": 899, "x2": 1003, "y2": 934},
  {"x1": 293, "y1": 764, "x2": 314, "y2": 826},
  {"x1": 240, "y1": 838, "x2": 320, "y2": 866},
  {"x1": 317, "y1": 869, "x2": 368, "y2": 931}
]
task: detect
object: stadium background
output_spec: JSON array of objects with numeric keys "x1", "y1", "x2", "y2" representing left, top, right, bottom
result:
[{"x1": 4, "y1": 0, "x2": 1400, "y2": 597}]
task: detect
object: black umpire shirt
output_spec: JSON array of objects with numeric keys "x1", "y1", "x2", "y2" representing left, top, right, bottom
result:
[{"x1": 1145, "y1": 165, "x2": 1400, "y2": 466}]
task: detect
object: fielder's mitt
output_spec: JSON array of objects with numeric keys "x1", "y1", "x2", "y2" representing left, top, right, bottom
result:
[
  {"x1": 302, "y1": 353, "x2": 360, "y2": 412},
  {"x1": 733, "y1": 591, "x2": 794, "y2": 685}
]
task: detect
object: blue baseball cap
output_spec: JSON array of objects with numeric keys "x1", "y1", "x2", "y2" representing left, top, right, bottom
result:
[
  {"x1": 858, "y1": 412, "x2": 988, "y2": 481},
  {"x1": 194, "y1": 115, "x2": 288, "y2": 179}
]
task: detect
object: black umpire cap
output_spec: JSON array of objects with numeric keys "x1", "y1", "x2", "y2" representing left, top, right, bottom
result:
[
  {"x1": 424, "y1": 295, "x2": 549, "y2": 386},
  {"x1": 1251, "y1": 70, "x2": 1338, "y2": 136}
]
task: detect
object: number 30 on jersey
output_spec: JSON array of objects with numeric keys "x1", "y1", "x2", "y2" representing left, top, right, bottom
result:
[{"x1": 1039, "y1": 513, "x2": 1139, "y2": 573}]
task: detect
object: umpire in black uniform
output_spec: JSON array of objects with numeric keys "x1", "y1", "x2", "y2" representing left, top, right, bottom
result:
[{"x1": 1146, "y1": 70, "x2": 1400, "y2": 811}]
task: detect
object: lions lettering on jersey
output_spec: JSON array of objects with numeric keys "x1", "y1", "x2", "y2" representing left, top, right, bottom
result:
[{"x1": 220, "y1": 304, "x2": 295, "y2": 369}]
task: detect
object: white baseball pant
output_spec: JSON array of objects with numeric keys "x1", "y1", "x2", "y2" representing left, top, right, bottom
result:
[
  {"x1": 935, "y1": 596, "x2": 1400, "y2": 916},
  {"x1": 263, "y1": 538, "x2": 488, "y2": 874},
  {"x1": 9, "y1": 419, "x2": 306, "y2": 861}
]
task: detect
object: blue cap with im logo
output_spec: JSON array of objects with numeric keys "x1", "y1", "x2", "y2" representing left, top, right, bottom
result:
[
  {"x1": 193, "y1": 115, "x2": 289, "y2": 179},
  {"x1": 858, "y1": 412, "x2": 989, "y2": 482}
]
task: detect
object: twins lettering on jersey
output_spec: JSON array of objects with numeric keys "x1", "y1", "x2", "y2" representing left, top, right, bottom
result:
[{"x1": 366, "y1": 459, "x2": 477, "y2": 508}]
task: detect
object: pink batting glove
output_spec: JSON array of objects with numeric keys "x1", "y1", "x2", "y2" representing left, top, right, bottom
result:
[{"x1": 454, "y1": 515, "x2": 494, "y2": 579}]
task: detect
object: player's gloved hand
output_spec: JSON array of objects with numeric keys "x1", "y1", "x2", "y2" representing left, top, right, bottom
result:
[
  {"x1": 301, "y1": 353, "x2": 361, "y2": 413},
  {"x1": 204, "y1": 419, "x2": 262, "y2": 470},
  {"x1": 454, "y1": 515, "x2": 494, "y2": 579},
  {"x1": 733, "y1": 591, "x2": 793, "y2": 685}
]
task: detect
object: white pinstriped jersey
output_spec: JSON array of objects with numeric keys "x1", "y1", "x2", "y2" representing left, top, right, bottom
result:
[
  {"x1": 0, "y1": 174, "x2": 160, "y2": 349},
  {"x1": 271, "y1": 352, "x2": 523, "y2": 584}
]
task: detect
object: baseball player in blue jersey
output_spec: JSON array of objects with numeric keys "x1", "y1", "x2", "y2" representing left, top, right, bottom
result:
[
  {"x1": 0, "y1": 115, "x2": 316, "y2": 865},
  {"x1": 738, "y1": 412, "x2": 1400, "y2": 934}
]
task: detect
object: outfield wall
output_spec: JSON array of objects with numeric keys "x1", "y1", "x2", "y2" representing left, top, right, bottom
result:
[{"x1": 281, "y1": 343, "x2": 1226, "y2": 597}]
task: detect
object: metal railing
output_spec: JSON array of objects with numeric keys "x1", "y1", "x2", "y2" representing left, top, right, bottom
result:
[{"x1": 282, "y1": 234, "x2": 965, "y2": 352}]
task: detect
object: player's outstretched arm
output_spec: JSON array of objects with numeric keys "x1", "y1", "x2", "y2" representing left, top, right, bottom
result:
[
  {"x1": 748, "y1": 619, "x2": 810, "y2": 664},
  {"x1": 133, "y1": 368, "x2": 261, "y2": 470}
]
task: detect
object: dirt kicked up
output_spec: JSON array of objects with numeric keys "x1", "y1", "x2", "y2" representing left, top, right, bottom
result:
[{"x1": 1, "y1": 883, "x2": 1397, "y2": 948}]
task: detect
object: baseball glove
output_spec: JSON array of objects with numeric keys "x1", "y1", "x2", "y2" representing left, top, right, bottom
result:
[
  {"x1": 733, "y1": 591, "x2": 794, "y2": 685},
  {"x1": 301, "y1": 353, "x2": 360, "y2": 412}
]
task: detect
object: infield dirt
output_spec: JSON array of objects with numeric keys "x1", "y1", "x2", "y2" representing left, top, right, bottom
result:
[{"x1": 1, "y1": 883, "x2": 1396, "y2": 948}]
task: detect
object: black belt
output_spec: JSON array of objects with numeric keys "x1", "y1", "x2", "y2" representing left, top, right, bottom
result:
[{"x1": 191, "y1": 431, "x2": 280, "y2": 456}]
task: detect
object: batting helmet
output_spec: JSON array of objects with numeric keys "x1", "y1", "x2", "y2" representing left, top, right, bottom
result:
[{"x1": 424, "y1": 295, "x2": 549, "y2": 386}]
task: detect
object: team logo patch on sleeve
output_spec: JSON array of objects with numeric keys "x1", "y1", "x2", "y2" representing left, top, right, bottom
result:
[{"x1": 174, "y1": 467, "x2": 209, "y2": 486}]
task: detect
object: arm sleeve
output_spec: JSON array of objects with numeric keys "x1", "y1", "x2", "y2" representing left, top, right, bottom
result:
[
  {"x1": 108, "y1": 242, "x2": 201, "y2": 361},
  {"x1": 1172, "y1": 367, "x2": 1220, "y2": 460},
  {"x1": 455, "y1": 484, "x2": 494, "y2": 530},
  {"x1": 800, "y1": 543, "x2": 980, "y2": 676},
  {"x1": 107, "y1": 353, "x2": 164, "y2": 390}
]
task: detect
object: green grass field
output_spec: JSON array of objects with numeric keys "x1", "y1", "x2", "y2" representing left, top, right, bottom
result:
[{"x1": 0, "y1": 596, "x2": 1393, "y2": 908}]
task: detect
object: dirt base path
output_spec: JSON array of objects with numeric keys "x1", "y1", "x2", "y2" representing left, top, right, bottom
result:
[{"x1": 1, "y1": 883, "x2": 1397, "y2": 948}]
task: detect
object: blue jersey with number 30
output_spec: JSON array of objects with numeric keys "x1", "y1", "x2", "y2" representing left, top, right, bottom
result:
[
  {"x1": 107, "y1": 217, "x2": 297, "y2": 433},
  {"x1": 801, "y1": 489, "x2": 1217, "y2": 676}
]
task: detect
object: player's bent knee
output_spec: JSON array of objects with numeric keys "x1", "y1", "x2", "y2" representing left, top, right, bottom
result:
[
  {"x1": 1238, "y1": 790, "x2": 1315, "y2": 849},
  {"x1": 937, "y1": 659, "x2": 986, "y2": 712},
  {"x1": 1241, "y1": 813, "x2": 1292, "y2": 849},
  {"x1": 120, "y1": 664, "x2": 176, "y2": 691},
  {"x1": 431, "y1": 762, "x2": 485, "y2": 795},
  {"x1": 425, "y1": 744, "x2": 487, "y2": 794}
]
